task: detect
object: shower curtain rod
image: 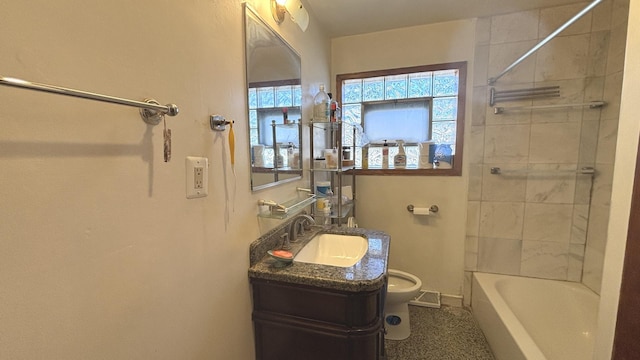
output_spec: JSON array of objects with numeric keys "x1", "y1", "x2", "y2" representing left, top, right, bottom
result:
[
  {"x1": 0, "y1": 75, "x2": 180, "y2": 125},
  {"x1": 488, "y1": 0, "x2": 604, "y2": 85}
]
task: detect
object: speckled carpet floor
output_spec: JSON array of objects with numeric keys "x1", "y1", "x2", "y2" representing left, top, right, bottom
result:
[{"x1": 385, "y1": 305, "x2": 495, "y2": 360}]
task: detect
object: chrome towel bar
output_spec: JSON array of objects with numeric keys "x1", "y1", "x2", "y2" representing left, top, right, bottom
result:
[
  {"x1": 490, "y1": 167, "x2": 596, "y2": 175},
  {"x1": 0, "y1": 75, "x2": 179, "y2": 125},
  {"x1": 494, "y1": 101, "x2": 606, "y2": 114}
]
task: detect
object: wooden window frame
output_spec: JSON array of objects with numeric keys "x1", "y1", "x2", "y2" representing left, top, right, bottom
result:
[{"x1": 336, "y1": 61, "x2": 466, "y2": 176}]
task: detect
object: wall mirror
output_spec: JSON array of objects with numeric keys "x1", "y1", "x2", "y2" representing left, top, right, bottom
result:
[{"x1": 244, "y1": 4, "x2": 303, "y2": 191}]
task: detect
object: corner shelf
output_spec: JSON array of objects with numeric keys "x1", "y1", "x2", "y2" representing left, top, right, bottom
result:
[
  {"x1": 314, "y1": 201, "x2": 354, "y2": 220},
  {"x1": 309, "y1": 118, "x2": 357, "y2": 226}
]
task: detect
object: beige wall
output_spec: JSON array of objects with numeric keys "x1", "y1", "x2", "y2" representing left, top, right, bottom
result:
[
  {"x1": 0, "y1": 1, "x2": 329, "y2": 358},
  {"x1": 331, "y1": 20, "x2": 477, "y2": 296}
]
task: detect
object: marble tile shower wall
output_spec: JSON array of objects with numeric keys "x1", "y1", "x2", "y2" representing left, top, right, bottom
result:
[{"x1": 464, "y1": 0, "x2": 629, "y2": 298}]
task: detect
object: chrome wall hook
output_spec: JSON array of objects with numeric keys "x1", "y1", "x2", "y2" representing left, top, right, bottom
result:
[{"x1": 210, "y1": 115, "x2": 234, "y2": 131}]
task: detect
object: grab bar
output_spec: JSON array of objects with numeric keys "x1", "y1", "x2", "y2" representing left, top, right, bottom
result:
[
  {"x1": 490, "y1": 167, "x2": 595, "y2": 175},
  {"x1": 0, "y1": 75, "x2": 179, "y2": 125},
  {"x1": 488, "y1": 0, "x2": 604, "y2": 85}
]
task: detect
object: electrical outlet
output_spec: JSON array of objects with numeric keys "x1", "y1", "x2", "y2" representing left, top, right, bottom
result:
[
  {"x1": 186, "y1": 157, "x2": 208, "y2": 199},
  {"x1": 194, "y1": 167, "x2": 204, "y2": 189}
]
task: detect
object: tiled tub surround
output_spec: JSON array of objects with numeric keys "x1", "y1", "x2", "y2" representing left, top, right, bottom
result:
[
  {"x1": 465, "y1": 0, "x2": 628, "y2": 296},
  {"x1": 249, "y1": 222, "x2": 390, "y2": 292}
]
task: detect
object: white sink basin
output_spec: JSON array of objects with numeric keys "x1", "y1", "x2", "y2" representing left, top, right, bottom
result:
[{"x1": 294, "y1": 233, "x2": 368, "y2": 267}]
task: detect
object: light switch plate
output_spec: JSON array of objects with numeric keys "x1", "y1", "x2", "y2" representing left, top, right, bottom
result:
[{"x1": 186, "y1": 156, "x2": 208, "y2": 199}]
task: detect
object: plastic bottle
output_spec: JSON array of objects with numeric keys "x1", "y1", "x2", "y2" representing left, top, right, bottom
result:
[
  {"x1": 394, "y1": 140, "x2": 407, "y2": 168},
  {"x1": 328, "y1": 93, "x2": 340, "y2": 123},
  {"x1": 382, "y1": 140, "x2": 389, "y2": 169},
  {"x1": 323, "y1": 188, "x2": 332, "y2": 222},
  {"x1": 287, "y1": 143, "x2": 295, "y2": 168},
  {"x1": 275, "y1": 143, "x2": 284, "y2": 168},
  {"x1": 313, "y1": 84, "x2": 330, "y2": 122},
  {"x1": 362, "y1": 145, "x2": 369, "y2": 169}
]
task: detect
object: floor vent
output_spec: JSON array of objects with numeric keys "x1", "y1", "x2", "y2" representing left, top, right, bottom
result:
[{"x1": 409, "y1": 289, "x2": 441, "y2": 308}]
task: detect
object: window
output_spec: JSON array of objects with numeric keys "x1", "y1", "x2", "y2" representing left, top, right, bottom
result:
[
  {"x1": 337, "y1": 62, "x2": 466, "y2": 175},
  {"x1": 248, "y1": 82, "x2": 302, "y2": 167}
]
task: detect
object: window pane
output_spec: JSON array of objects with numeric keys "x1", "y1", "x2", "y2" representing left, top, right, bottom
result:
[
  {"x1": 257, "y1": 87, "x2": 275, "y2": 108},
  {"x1": 248, "y1": 88, "x2": 257, "y2": 109},
  {"x1": 405, "y1": 145, "x2": 419, "y2": 167},
  {"x1": 293, "y1": 85, "x2": 302, "y2": 106},
  {"x1": 263, "y1": 148, "x2": 274, "y2": 168},
  {"x1": 343, "y1": 79, "x2": 362, "y2": 104},
  {"x1": 385, "y1": 75, "x2": 407, "y2": 100},
  {"x1": 368, "y1": 147, "x2": 382, "y2": 167},
  {"x1": 433, "y1": 70, "x2": 459, "y2": 96},
  {"x1": 363, "y1": 77, "x2": 384, "y2": 102},
  {"x1": 433, "y1": 97, "x2": 458, "y2": 120},
  {"x1": 432, "y1": 121, "x2": 457, "y2": 145},
  {"x1": 275, "y1": 86, "x2": 292, "y2": 107},
  {"x1": 249, "y1": 109, "x2": 258, "y2": 128},
  {"x1": 257, "y1": 108, "x2": 300, "y2": 146},
  {"x1": 342, "y1": 104, "x2": 362, "y2": 125},
  {"x1": 408, "y1": 72, "x2": 432, "y2": 98},
  {"x1": 363, "y1": 100, "x2": 430, "y2": 143},
  {"x1": 342, "y1": 123, "x2": 355, "y2": 146},
  {"x1": 250, "y1": 129, "x2": 259, "y2": 146}
]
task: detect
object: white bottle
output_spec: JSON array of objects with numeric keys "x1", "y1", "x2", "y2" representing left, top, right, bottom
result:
[
  {"x1": 313, "y1": 84, "x2": 330, "y2": 122},
  {"x1": 275, "y1": 143, "x2": 284, "y2": 168},
  {"x1": 394, "y1": 140, "x2": 407, "y2": 169},
  {"x1": 382, "y1": 140, "x2": 389, "y2": 169}
]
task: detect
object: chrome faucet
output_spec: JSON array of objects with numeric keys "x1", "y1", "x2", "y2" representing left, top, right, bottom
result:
[{"x1": 289, "y1": 214, "x2": 316, "y2": 242}]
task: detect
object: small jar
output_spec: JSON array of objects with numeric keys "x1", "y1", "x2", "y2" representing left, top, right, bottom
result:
[{"x1": 342, "y1": 146, "x2": 352, "y2": 160}]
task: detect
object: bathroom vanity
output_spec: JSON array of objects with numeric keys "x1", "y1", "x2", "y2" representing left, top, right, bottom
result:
[{"x1": 248, "y1": 226, "x2": 390, "y2": 360}]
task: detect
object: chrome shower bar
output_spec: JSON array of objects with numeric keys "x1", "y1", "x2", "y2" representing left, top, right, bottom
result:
[
  {"x1": 488, "y1": 0, "x2": 604, "y2": 85},
  {"x1": 494, "y1": 101, "x2": 606, "y2": 114},
  {"x1": 490, "y1": 166, "x2": 596, "y2": 175},
  {"x1": 0, "y1": 75, "x2": 179, "y2": 125},
  {"x1": 490, "y1": 86, "x2": 560, "y2": 106}
]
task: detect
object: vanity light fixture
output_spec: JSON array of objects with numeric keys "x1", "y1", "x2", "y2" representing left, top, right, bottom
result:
[{"x1": 271, "y1": 0, "x2": 309, "y2": 32}]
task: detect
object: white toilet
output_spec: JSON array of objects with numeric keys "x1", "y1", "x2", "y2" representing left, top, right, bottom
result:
[{"x1": 384, "y1": 269, "x2": 422, "y2": 340}]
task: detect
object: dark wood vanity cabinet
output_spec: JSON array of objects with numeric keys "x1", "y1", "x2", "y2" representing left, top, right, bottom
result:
[{"x1": 250, "y1": 278, "x2": 387, "y2": 360}]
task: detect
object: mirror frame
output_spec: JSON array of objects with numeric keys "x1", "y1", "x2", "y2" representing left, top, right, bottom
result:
[{"x1": 244, "y1": 4, "x2": 303, "y2": 192}]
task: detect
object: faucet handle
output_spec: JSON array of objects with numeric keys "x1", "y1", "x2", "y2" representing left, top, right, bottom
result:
[{"x1": 280, "y1": 233, "x2": 291, "y2": 250}]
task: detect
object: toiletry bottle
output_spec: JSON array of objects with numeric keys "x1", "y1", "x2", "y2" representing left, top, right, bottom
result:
[
  {"x1": 275, "y1": 143, "x2": 284, "y2": 168},
  {"x1": 313, "y1": 84, "x2": 330, "y2": 122},
  {"x1": 382, "y1": 140, "x2": 389, "y2": 169},
  {"x1": 287, "y1": 143, "x2": 295, "y2": 168},
  {"x1": 323, "y1": 188, "x2": 332, "y2": 223},
  {"x1": 328, "y1": 93, "x2": 339, "y2": 123},
  {"x1": 362, "y1": 145, "x2": 369, "y2": 169},
  {"x1": 394, "y1": 140, "x2": 407, "y2": 168}
]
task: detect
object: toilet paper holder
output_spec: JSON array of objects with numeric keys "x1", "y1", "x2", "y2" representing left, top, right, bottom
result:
[{"x1": 407, "y1": 204, "x2": 439, "y2": 213}]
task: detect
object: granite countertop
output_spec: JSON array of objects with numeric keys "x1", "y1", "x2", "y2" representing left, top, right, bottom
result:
[{"x1": 248, "y1": 225, "x2": 390, "y2": 292}]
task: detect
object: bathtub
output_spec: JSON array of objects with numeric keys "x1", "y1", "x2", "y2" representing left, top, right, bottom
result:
[{"x1": 471, "y1": 272, "x2": 599, "y2": 360}]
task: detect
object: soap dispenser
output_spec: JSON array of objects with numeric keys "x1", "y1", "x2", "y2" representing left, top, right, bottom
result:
[
  {"x1": 382, "y1": 140, "x2": 389, "y2": 169},
  {"x1": 394, "y1": 140, "x2": 407, "y2": 168}
]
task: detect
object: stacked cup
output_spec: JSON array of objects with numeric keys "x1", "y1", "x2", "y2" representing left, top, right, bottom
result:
[{"x1": 253, "y1": 145, "x2": 265, "y2": 167}]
